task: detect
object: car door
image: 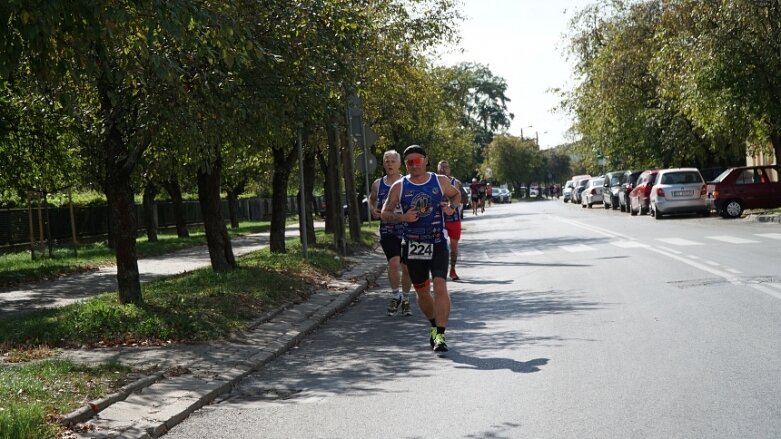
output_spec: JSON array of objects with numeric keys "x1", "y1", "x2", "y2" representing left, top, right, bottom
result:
[
  {"x1": 734, "y1": 168, "x2": 767, "y2": 209},
  {"x1": 760, "y1": 166, "x2": 781, "y2": 209}
]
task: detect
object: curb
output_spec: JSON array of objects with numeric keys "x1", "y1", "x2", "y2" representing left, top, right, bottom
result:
[{"x1": 64, "y1": 254, "x2": 386, "y2": 438}]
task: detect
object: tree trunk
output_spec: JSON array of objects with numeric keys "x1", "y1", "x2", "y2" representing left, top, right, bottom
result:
[
  {"x1": 95, "y1": 40, "x2": 143, "y2": 306},
  {"x1": 302, "y1": 132, "x2": 316, "y2": 244},
  {"x1": 270, "y1": 143, "x2": 297, "y2": 253},
  {"x1": 326, "y1": 115, "x2": 346, "y2": 254},
  {"x1": 142, "y1": 182, "x2": 159, "y2": 242},
  {"x1": 163, "y1": 177, "x2": 189, "y2": 238},
  {"x1": 341, "y1": 124, "x2": 361, "y2": 243},
  {"x1": 315, "y1": 150, "x2": 333, "y2": 233},
  {"x1": 226, "y1": 179, "x2": 246, "y2": 229},
  {"x1": 197, "y1": 155, "x2": 236, "y2": 272}
]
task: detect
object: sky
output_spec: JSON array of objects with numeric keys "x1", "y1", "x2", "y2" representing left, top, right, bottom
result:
[{"x1": 436, "y1": 0, "x2": 593, "y2": 149}]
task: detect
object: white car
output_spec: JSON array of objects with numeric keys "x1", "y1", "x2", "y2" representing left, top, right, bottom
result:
[
  {"x1": 581, "y1": 177, "x2": 605, "y2": 208},
  {"x1": 529, "y1": 186, "x2": 540, "y2": 197},
  {"x1": 650, "y1": 168, "x2": 709, "y2": 219}
]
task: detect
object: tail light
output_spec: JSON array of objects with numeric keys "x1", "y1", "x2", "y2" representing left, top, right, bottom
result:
[
  {"x1": 700, "y1": 185, "x2": 706, "y2": 196},
  {"x1": 656, "y1": 187, "x2": 665, "y2": 197}
]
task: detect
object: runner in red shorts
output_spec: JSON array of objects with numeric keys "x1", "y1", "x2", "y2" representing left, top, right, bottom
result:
[{"x1": 438, "y1": 160, "x2": 463, "y2": 281}]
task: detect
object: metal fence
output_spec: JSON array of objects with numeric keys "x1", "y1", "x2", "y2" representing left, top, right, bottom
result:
[{"x1": 0, "y1": 195, "x2": 311, "y2": 248}]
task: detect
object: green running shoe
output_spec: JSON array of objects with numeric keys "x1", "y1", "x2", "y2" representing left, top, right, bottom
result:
[
  {"x1": 432, "y1": 333, "x2": 448, "y2": 352},
  {"x1": 429, "y1": 327, "x2": 437, "y2": 348},
  {"x1": 386, "y1": 298, "x2": 401, "y2": 316}
]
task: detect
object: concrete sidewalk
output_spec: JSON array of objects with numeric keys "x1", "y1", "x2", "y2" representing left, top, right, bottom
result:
[
  {"x1": 52, "y1": 248, "x2": 385, "y2": 438},
  {"x1": 0, "y1": 227, "x2": 300, "y2": 320}
]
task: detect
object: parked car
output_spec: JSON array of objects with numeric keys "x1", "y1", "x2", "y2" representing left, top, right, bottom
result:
[
  {"x1": 492, "y1": 187, "x2": 512, "y2": 204},
  {"x1": 581, "y1": 177, "x2": 605, "y2": 208},
  {"x1": 619, "y1": 170, "x2": 643, "y2": 213},
  {"x1": 602, "y1": 171, "x2": 626, "y2": 210},
  {"x1": 629, "y1": 169, "x2": 659, "y2": 216},
  {"x1": 562, "y1": 180, "x2": 574, "y2": 202},
  {"x1": 529, "y1": 185, "x2": 540, "y2": 198},
  {"x1": 707, "y1": 165, "x2": 781, "y2": 218},
  {"x1": 571, "y1": 178, "x2": 590, "y2": 205},
  {"x1": 649, "y1": 168, "x2": 709, "y2": 219}
]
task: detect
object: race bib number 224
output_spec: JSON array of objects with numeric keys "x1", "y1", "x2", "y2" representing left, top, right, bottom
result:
[{"x1": 407, "y1": 241, "x2": 433, "y2": 260}]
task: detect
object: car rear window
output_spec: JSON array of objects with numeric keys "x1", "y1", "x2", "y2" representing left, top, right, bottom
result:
[
  {"x1": 736, "y1": 169, "x2": 761, "y2": 184},
  {"x1": 765, "y1": 167, "x2": 779, "y2": 183},
  {"x1": 660, "y1": 171, "x2": 702, "y2": 185}
]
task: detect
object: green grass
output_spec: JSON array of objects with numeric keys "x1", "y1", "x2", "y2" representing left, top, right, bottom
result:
[
  {"x1": 0, "y1": 221, "x2": 272, "y2": 288},
  {"x1": 0, "y1": 227, "x2": 376, "y2": 350},
  {"x1": 0, "y1": 360, "x2": 131, "y2": 439},
  {"x1": 0, "y1": 225, "x2": 376, "y2": 438}
]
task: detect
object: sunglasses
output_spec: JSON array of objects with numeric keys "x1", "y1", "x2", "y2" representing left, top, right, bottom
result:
[{"x1": 405, "y1": 157, "x2": 425, "y2": 167}]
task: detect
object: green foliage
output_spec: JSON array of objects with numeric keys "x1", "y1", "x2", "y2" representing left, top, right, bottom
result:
[
  {"x1": 483, "y1": 134, "x2": 543, "y2": 189},
  {"x1": 565, "y1": 0, "x2": 781, "y2": 169}
]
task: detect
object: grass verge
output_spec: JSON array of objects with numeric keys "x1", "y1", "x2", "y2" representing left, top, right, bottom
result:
[
  {"x1": 0, "y1": 221, "x2": 272, "y2": 288},
  {"x1": 1, "y1": 226, "x2": 376, "y2": 439}
]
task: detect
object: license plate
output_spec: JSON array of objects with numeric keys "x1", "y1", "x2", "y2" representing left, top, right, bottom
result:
[{"x1": 673, "y1": 190, "x2": 693, "y2": 197}]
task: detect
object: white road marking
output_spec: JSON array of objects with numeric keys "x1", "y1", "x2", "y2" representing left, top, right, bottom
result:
[
  {"x1": 560, "y1": 244, "x2": 594, "y2": 253},
  {"x1": 755, "y1": 233, "x2": 781, "y2": 240},
  {"x1": 688, "y1": 255, "x2": 701, "y2": 260},
  {"x1": 511, "y1": 249, "x2": 544, "y2": 257},
  {"x1": 657, "y1": 246, "x2": 682, "y2": 255},
  {"x1": 706, "y1": 235, "x2": 759, "y2": 244},
  {"x1": 704, "y1": 260, "x2": 720, "y2": 266},
  {"x1": 656, "y1": 238, "x2": 703, "y2": 246},
  {"x1": 726, "y1": 268, "x2": 742, "y2": 274},
  {"x1": 611, "y1": 240, "x2": 647, "y2": 248}
]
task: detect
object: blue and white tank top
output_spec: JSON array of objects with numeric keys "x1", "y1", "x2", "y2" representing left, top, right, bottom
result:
[
  {"x1": 399, "y1": 172, "x2": 446, "y2": 244},
  {"x1": 443, "y1": 176, "x2": 461, "y2": 222},
  {"x1": 377, "y1": 176, "x2": 404, "y2": 238}
]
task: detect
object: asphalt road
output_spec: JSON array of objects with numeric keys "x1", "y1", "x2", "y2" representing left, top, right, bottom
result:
[{"x1": 166, "y1": 200, "x2": 781, "y2": 439}]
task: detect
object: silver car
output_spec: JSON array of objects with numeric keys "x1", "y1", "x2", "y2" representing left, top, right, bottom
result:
[
  {"x1": 650, "y1": 168, "x2": 710, "y2": 219},
  {"x1": 581, "y1": 177, "x2": 605, "y2": 208}
]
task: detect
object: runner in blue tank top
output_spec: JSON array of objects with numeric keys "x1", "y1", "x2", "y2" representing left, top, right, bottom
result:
[
  {"x1": 369, "y1": 150, "x2": 412, "y2": 316},
  {"x1": 381, "y1": 145, "x2": 461, "y2": 353}
]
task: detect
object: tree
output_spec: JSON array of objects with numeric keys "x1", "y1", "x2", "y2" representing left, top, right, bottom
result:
[
  {"x1": 482, "y1": 134, "x2": 542, "y2": 193},
  {"x1": 4, "y1": 2, "x2": 259, "y2": 304},
  {"x1": 654, "y1": 0, "x2": 781, "y2": 162}
]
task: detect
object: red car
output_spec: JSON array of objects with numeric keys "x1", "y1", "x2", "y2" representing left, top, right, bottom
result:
[
  {"x1": 629, "y1": 169, "x2": 658, "y2": 216},
  {"x1": 707, "y1": 165, "x2": 781, "y2": 218}
]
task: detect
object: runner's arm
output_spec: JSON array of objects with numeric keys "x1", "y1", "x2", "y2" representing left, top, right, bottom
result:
[
  {"x1": 368, "y1": 178, "x2": 381, "y2": 219},
  {"x1": 381, "y1": 180, "x2": 417, "y2": 223}
]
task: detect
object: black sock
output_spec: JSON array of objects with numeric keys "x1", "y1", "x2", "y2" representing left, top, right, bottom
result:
[
  {"x1": 436, "y1": 326, "x2": 446, "y2": 334},
  {"x1": 429, "y1": 319, "x2": 436, "y2": 327}
]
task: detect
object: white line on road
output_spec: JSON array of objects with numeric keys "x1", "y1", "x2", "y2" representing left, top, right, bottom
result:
[
  {"x1": 706, "y1": 235, "x2": 759, "y2": 244},
  {"x1": 511, "y1": 249, "x2": 544, "y2": 257},
  {"x1": 656, "y1": 238, "x2": 703, "y2": 246},
  {"x1": 755, "y1": 233, "x2": 781, "y2": 240},
  {"x1": 611, "y1": 240, "x2": 648, "y2": 248},
  {"x1": 560, "y1": 244, "x2": 595, "y2": 253}
]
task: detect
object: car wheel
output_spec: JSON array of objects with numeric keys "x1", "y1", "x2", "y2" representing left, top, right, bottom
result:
[
  {"x1": 653, "y1": 204, "x2": 663, "y2": 220},
  {"x1": 724, "y1": 200, "x2": 744, "y2": 218}
]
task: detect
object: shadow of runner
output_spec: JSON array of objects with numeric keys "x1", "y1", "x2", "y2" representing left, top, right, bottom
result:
[{"x1": 443, "y1": 351, "x2": 549, "y2": 373}]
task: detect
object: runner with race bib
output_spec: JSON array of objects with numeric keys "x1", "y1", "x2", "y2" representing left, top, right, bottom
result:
[{"x1": 380, "y1": 144, "x2": 461, "y2": 353}]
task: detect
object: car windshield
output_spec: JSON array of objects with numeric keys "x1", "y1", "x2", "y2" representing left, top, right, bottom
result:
[
  {"x1": 593, "y1": 178, "x2": 604, "y2": 187},
  {"x1": 660, "y1": 171, "x2": 702, "y2": 185}
]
